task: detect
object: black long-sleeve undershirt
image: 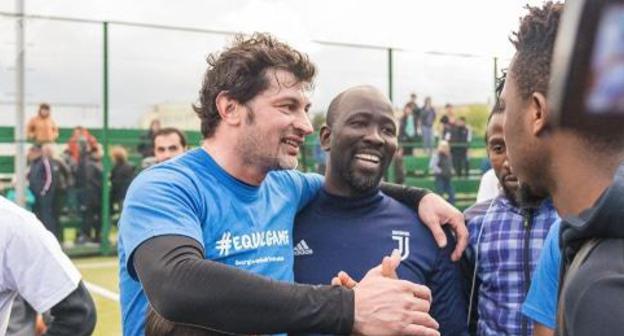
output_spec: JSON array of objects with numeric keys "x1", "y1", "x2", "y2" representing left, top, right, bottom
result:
[
  {"x1": 379, "y1": 182, "x2": 430, "y2": 208},
  {"x1": 133, "y1": 235, "x2": 353, "y2": 335},
  {"x1": 45, "y1": 281, "x2": 97, "y2": 336}
]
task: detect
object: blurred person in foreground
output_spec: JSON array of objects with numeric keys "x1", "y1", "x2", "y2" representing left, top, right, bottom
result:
[
  {"x1": 0, "y1": 195, "x2": 96, "y2": 335},
  {"x1": 500, "y1": 2, "x2": 624, "y2": 335}
]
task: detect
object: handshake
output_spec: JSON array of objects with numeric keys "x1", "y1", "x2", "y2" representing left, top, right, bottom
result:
[{"x1": 334, "y1": 250, "x2": 440, "y2": 336}]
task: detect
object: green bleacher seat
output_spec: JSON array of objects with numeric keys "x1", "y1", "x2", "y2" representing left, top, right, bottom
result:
[{"x1": 0, "y1": 156, "x2": 14, "y2": 174}]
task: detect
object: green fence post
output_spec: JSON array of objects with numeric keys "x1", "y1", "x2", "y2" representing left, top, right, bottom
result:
[{"x1": 100, "y1": 21, "x2": 112, "y2": 255}]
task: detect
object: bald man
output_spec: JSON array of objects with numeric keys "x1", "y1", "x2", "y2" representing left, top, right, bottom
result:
[{"x1": 294, "y1": 86, "x2": 468, "y2": 336}]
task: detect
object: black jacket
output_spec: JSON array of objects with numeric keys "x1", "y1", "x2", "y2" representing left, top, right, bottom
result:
[
  {"x1": 559, "y1": 163, "x2": 624, "y2": 336},
  {"x1": 111, "y1": 162, "x2": 134, "y2": 203}
]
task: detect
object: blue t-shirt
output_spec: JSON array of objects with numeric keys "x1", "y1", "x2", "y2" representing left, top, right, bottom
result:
[
  {"x1": 522, "y1": 220, "x2": 562, "y2": 329},
  {"x1": 118, "y1": 148, "x2": 323, "y2": 336},
  {"x1": 294, "y1": 189, "x2": 468, "y2": 336}
]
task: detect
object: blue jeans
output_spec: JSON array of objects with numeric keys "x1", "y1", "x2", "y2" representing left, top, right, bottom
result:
[
  {"x1": 422, "y1": 126, "x2": 434, "y2": 155},
  {"x1": 435, "y1": 176, "x2": 455, "y2": 205}
]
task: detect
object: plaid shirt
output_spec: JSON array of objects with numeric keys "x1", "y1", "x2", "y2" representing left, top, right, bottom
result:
[{"x1": 465, "y1": 195, "x2": 559, "y2": 336}]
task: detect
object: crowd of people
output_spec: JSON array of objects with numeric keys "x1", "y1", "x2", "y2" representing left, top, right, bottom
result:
[
  {"x1": 393, "y1": 94, "x2": 474, "y2": 205},
  {"x1": 2, "y1": 1, "x2": 624, "y2": 336},
  {"x1": 6, "y1": 103, "x2": 190, "y2": 246}
]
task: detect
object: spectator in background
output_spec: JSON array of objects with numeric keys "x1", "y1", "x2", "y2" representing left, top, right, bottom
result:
[
  {"x1": 138, "y1": 119, "x2": 161, "y2": 158},
  {"x1": 430, "y1": 140, "x2": 455, "y2": 205},
  {"x1": 42, "y1": 144, "x2": 71, "y2": 240},
  {"x1": 444, "y1": 103, "x2": 456, "y2": 125},
  {"x1": 27, "y1": 145, "x2": 58, "y2": 239},
  {"x1": 5, "y1": 176, "x2": 35, "y2": 210},
  {"x1": 449, "y1": 116, "x2": 471, "y2": 178},
  {"x1": 420, "y1": 96, "x2": 436, "y2": 156},
  {"x1": 26, "y1": 103, "x2": 58, "y2": 144},
  {"x1": 67, "y1": 126, "x2": 98, "y2": 165},
  {"x1": 439, "y1": 115, "x2": 453, "y2": 143},
  {"x1": 153, "y1": 127, "x2": 187, "y2": 163},
  {"x1": 140, "y1": 127, "x2": 187, "y2": 169},
  {"x1": 75, "y1": 147, "x2": 103, "y2": 245},
  {"x1": 398, "y1": 93, "x2": 419, "y2": 154},
  {"x1": 110, "y1": 146, "x2": 134, "y2": 215},
  {"x1": 409, "y1": 93, "x2": 422, "y2": 133}
]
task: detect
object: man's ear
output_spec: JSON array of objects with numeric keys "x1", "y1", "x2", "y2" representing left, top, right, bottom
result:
[
  {"x1": 319, "y1": 125, "x2": 332, "y2": 151},
  {"x1": 530, "y1": 91, "x2": 550, "y2": 136},
  {"x1": 215, "y1": 91, "x2": 242, "y2": 126}
]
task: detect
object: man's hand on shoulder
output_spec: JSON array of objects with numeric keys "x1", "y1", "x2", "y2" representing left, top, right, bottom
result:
[{"x1": 418, "y1": 193, "x2": 467, "y2": 261}]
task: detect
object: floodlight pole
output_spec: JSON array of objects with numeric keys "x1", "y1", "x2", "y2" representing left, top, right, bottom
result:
[
  {"x1": 14, "y1": 0, "x2": 26, "y2": 207},
  {"x1": 100, "y1": 21, "x2": 111, "y2": 254}
]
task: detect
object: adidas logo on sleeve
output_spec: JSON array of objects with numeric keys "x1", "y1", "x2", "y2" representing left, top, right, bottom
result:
[{"x1": 293, "y1": 240, "x2": 314, "y2": 256}]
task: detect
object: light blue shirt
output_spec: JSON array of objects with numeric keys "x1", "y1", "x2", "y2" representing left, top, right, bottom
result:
[
  {"x1": 522, "y1": 220, "x2": 562, "y2": 329},
  {"x1": 118, "y1": 148, "x2": 323, "y2": 336}
]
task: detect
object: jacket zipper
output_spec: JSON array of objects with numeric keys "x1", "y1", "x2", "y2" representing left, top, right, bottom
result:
[{"x1": 521, "y1": 210, "x2": 534, "y2": 336}]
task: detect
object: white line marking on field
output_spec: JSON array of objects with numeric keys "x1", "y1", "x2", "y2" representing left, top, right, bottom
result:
[
  {"x1": 84, "y1": 281, "x2": 120, "y2": 302},
  {"x1": 74, "y1": 261, "x2": 118, "y2": 269}
]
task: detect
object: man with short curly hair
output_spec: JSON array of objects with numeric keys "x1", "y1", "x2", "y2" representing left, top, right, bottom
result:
[{"x1": 501, "y1": 2, "x2": 624, "y2": 335}]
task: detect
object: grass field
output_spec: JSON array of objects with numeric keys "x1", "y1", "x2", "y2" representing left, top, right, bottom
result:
[{"x1": 73, "y1": 256, "x2": 121, "y2": 336}]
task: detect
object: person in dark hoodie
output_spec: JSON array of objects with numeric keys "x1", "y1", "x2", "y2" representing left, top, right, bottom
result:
[
  {"x1": 75, "y1": 146, "x2": 103, "y2": 244},
  {"x1": 500, "y1": 2, "x2": 624, "y2": 336}
]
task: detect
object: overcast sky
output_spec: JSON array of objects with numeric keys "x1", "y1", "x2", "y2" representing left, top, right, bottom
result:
[{"x1": 0, "y1": 0, "x2": 546, "y2": 128}]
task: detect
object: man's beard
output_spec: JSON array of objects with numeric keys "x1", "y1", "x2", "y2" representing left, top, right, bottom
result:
[
  {"x1": 511, "y1": 182, "x2": 548, "y2": 209},
  {"x1": 340, "y1": 160, "x2": 385, "y2": 194},
  {"x1": 237, "y1": 108, "x2": 298, "y2": 172}
]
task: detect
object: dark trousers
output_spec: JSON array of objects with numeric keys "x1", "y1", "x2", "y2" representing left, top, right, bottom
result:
[
  {"x1": 81, "y1": 200, "x2": 101, "y2": 242},
  {"x1": 435, "y1": 175, "x2": 455, "y2": 205},
  {"x1": 78, "y1": 188, "x2": 102, "y2": 242},
  {"x1": 451, "y1": 148, "x2": 469, "y2": 177},
  {"x1": 34, "y1": 192, "x2": 58, "y2": 239}
]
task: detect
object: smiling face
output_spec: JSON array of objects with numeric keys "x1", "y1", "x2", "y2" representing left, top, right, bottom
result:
[
  {"x1": 322, "y1": 86, "x2": 398, "y2": 196},
  {"x1": 237, "y1": 69, "x2": 313, "y2": 172}
]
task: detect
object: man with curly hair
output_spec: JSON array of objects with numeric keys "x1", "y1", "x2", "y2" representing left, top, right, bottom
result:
[
  {"x1": 501, "y1": 2, "x2": 624, "y2": 335},
  {"x1": 119, "y1": 33, "x2": 466, "y2": 336}
]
